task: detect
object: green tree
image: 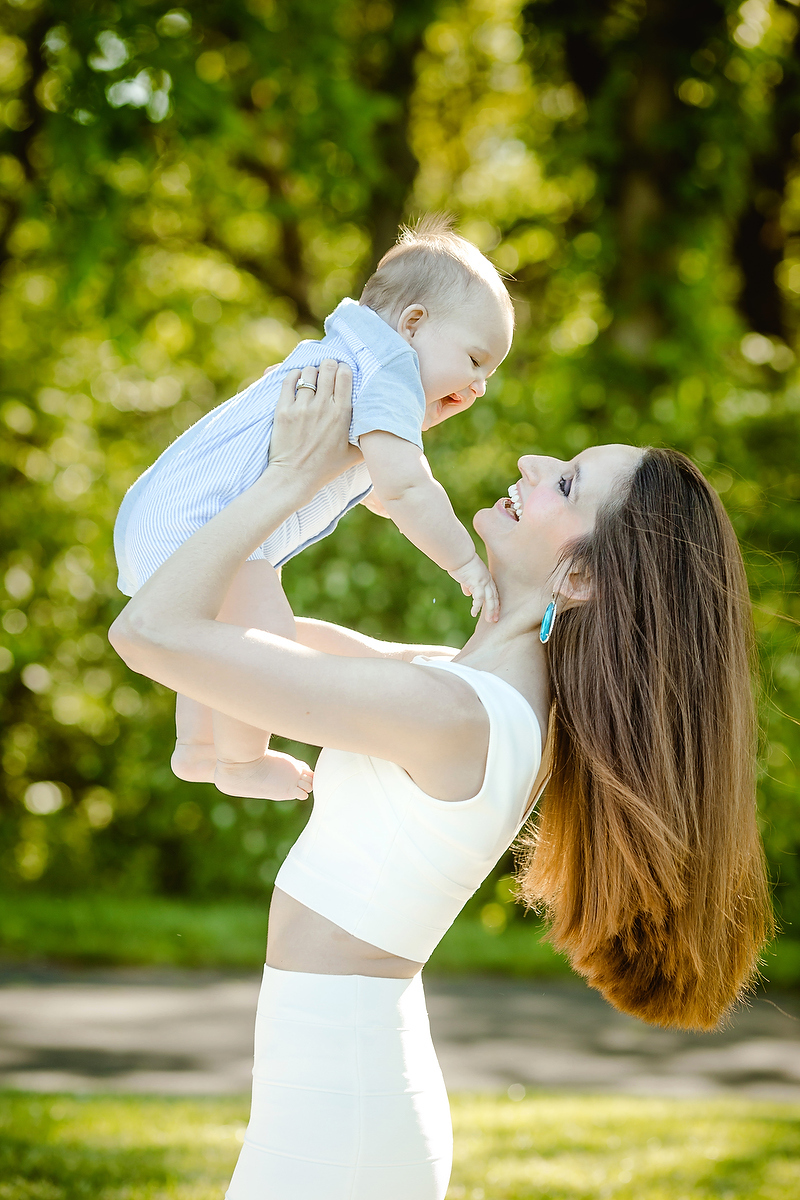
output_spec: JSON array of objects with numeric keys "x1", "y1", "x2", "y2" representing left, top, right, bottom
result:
[
  {"x1": 0, "y1": 0, "x2": 434, "y2": 897},
  {"x1": 410, "y1": 0, "x2": 800, "y2": 928},
  {"x1": 2, "y1": 0, "x2": 800, "y2": 945}
]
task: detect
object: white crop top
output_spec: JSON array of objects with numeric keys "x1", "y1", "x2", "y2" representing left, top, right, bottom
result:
[{"x1": 275, "y1": 657, "x2": 543, "y2": 963}]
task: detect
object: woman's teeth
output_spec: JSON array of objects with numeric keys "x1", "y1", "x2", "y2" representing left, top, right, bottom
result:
[{"x1": 507, "y1": 483, "x2": 522, "y2": 521}]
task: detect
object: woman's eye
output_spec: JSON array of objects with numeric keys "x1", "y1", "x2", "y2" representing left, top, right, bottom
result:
[{"x1": 558, "y1": 475, "x2": 572, "y2": 497}]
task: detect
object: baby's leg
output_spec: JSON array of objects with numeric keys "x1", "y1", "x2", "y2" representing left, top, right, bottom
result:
[
  {"x1": 171, "y1": 694, "x2": 216, "y2": 783},
  {"x1": 212, "y1": 560, "x2": 313, "y2": 801}
]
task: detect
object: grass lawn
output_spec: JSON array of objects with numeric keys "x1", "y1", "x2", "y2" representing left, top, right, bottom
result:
[
  {"x1": 2, "y1": 893, "x2": 799, "y2": 985},
  {"x1": 1, "y1": 1091, "x2": 799, "y2": 1199}
]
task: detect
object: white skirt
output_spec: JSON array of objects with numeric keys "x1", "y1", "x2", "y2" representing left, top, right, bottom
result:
[{"x1": 226, "y1": 966, "x2": 453, "y2": 1200}]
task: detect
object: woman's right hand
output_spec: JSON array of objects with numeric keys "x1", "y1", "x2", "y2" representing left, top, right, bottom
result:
[{"x1": 267, "y1": 361, "x2": 363, "y2": 492}]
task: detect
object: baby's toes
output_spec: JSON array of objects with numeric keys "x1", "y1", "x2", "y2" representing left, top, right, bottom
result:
[{"x1": 296, "y1": 767, "x2": 313, "y2": 799}]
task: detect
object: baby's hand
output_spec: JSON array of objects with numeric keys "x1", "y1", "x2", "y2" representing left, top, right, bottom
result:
[{"x1": 449, "y1": 554, "x2": 500, "y2": 623}]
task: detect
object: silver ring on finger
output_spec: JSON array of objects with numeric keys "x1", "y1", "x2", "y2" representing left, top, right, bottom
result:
[{"x1": 296, "y1": 379, "x2": 317, "y2": 394}]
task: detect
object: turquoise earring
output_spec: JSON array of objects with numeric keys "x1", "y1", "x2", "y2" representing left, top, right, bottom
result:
[{"x1": 539, "y1": 595, "x2": 557, "y2": 644}]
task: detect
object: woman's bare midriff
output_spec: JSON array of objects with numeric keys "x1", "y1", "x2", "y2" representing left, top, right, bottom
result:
[{"x1": 266, "y1": 887, "x2": 424, "y2": 978}]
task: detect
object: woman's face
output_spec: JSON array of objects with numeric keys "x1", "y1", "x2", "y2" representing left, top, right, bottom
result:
[{"x1": 475, "y1": 444, "x2": 643, "y2": 597}]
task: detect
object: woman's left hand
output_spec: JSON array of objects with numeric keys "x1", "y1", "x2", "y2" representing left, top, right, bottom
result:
[{"x1": 267, "y1": 360, "x2": 362, "y2": 490}]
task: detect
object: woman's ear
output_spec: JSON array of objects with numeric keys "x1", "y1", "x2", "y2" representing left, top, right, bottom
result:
[
  {"x1": 396, "y1": 303, "x2": 428, "y2": 342},
  {"x1": 560, "y1": 565, "x2": 593, "y2": 606}
]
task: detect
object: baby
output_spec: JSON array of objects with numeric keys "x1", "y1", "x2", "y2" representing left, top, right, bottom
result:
[{"x1": 114, "y1": 216, "x2": 514, "y2": 800}]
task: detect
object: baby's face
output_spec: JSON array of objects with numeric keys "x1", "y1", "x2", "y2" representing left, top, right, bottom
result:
[{"x1": 400, "y1": 292, "x2": 513, "y2": 431}]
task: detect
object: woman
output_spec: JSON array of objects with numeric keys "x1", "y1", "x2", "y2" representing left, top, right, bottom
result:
[{"x1": 110, "y1": 361, "x2": 772, "y2": 1200}]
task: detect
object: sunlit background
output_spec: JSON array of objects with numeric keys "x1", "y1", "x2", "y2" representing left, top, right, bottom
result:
[{"x1": 2, "y1": 0, "x2": 800, "y2": 970}]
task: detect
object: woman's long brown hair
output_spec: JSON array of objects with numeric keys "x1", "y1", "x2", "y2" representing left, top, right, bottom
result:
[{"x1": 517, "y1": 448, "x2": 774, "y2": 1031}]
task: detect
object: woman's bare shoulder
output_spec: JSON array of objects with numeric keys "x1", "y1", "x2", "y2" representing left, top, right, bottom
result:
[{"x1": 385, "y1": 658, "x2": 490, "y2": 800}]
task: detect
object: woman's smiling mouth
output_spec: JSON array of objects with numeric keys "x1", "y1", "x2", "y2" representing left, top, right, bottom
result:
[
  {"x1": 498, "y1": 497, "x2": 519, "y2": 521},
  {"x1": 505, "y1": 482, "x2": 522, "y2": 520}
]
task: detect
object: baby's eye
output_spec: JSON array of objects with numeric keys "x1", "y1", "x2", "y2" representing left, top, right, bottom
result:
[
  {"x1": 470, "y1": 356, "x2": 480, "y2": 369},
  {"x1": 558, "y1": 475, "x2": 572, "y2": 497}
]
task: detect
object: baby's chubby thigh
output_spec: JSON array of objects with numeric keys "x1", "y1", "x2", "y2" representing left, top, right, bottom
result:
[
  {"x1": 217, "y1": 559, "x2": 296, "y2": 640},
  {"x1": 209, "y1": 561, "x2": 312, "y2": 801}
]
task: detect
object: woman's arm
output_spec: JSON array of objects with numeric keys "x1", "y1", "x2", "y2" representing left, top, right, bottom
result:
[
  {"x1": 109, "y1": 363, "x2": 488, "y2": 801},
  {"x1": 295, "y1": 617, "x2": 461, "y2": 662}
]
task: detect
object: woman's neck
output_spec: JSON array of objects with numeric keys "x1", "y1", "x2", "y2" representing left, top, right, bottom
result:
[{"x1": 453, "y1": 595, "x2": 551, "y2": 729}]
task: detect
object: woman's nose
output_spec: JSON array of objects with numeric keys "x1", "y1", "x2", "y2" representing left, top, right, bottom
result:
[
  {"x1": 518, "y1": 454, "x2": 562, "y2": 482},
  {"x1": 517, "y1": 455, "x2": 540, "y2": 481}
]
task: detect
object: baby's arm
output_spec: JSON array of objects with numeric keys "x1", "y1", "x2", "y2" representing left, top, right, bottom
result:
[
  {"x1": 359, "y1": 431, "x2": 499, "y2": 621},
  {"x1": 359, "y1": 490, "x2": 391, "y2": 518}
]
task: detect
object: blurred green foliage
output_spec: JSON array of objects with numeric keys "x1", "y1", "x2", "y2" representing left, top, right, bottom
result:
[
  {"x1": 1, "y1": 0, "x2": 800, "y2": 947},
  {"x1": 0, "y1": 888, "x2": 573, "y2": 975}
]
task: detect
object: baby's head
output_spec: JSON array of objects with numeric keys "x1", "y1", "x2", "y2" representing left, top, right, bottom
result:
[{"x1": 360, "y1": 215, "x2": 514, "y2": 430}]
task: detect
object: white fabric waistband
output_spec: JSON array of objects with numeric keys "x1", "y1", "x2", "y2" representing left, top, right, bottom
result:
[{"x1": 257, "y1": 965, "x2": 428, "y2": 1029}]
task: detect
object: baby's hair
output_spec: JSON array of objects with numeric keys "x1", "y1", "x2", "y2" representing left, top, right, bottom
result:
[{"x1": 360, "y1": 213, "x2": 514, "y2": 325}]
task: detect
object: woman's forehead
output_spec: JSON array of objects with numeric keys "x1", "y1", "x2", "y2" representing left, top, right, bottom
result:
[
  {"x1": 575, "y1": 443, "x2": 640, "y2": 469},
  {"x1": 573, "y1": 444, "x2": 642, "y2": 500}
]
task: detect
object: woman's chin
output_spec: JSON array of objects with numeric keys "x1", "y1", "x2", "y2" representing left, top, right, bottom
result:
[
  {"x1": 472, "y1": 506, "x2": 493, "y2": 538},
  {"x1": 472, "y1": 506, "x2": 508, "y2": 567}
]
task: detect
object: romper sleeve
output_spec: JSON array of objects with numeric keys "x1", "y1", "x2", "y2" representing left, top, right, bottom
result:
[{"x1": 349, "y1": 349, "x2": 426, "y2": 450}]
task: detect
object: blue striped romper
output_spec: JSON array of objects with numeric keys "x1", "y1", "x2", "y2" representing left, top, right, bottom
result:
[{"x1": 113, "y1": 299, "x2": 426, "y2": 596}]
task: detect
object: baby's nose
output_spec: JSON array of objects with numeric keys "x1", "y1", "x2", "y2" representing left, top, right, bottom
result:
[{"x1": 472, "y1": 378, "x2": 487, "y2": 398}]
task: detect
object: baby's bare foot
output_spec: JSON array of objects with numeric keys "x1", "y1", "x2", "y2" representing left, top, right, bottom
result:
[
  {"x1": 171, "y1": 741, "x2": 216, "y2": 783},
  {"x1": 214, "y1": 751, "x2": 313, "y2": 801}
]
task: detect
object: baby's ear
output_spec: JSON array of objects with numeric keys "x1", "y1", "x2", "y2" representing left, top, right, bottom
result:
[{"x1": 396, "y1": 303, "x2": 428, "y2": 341}]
